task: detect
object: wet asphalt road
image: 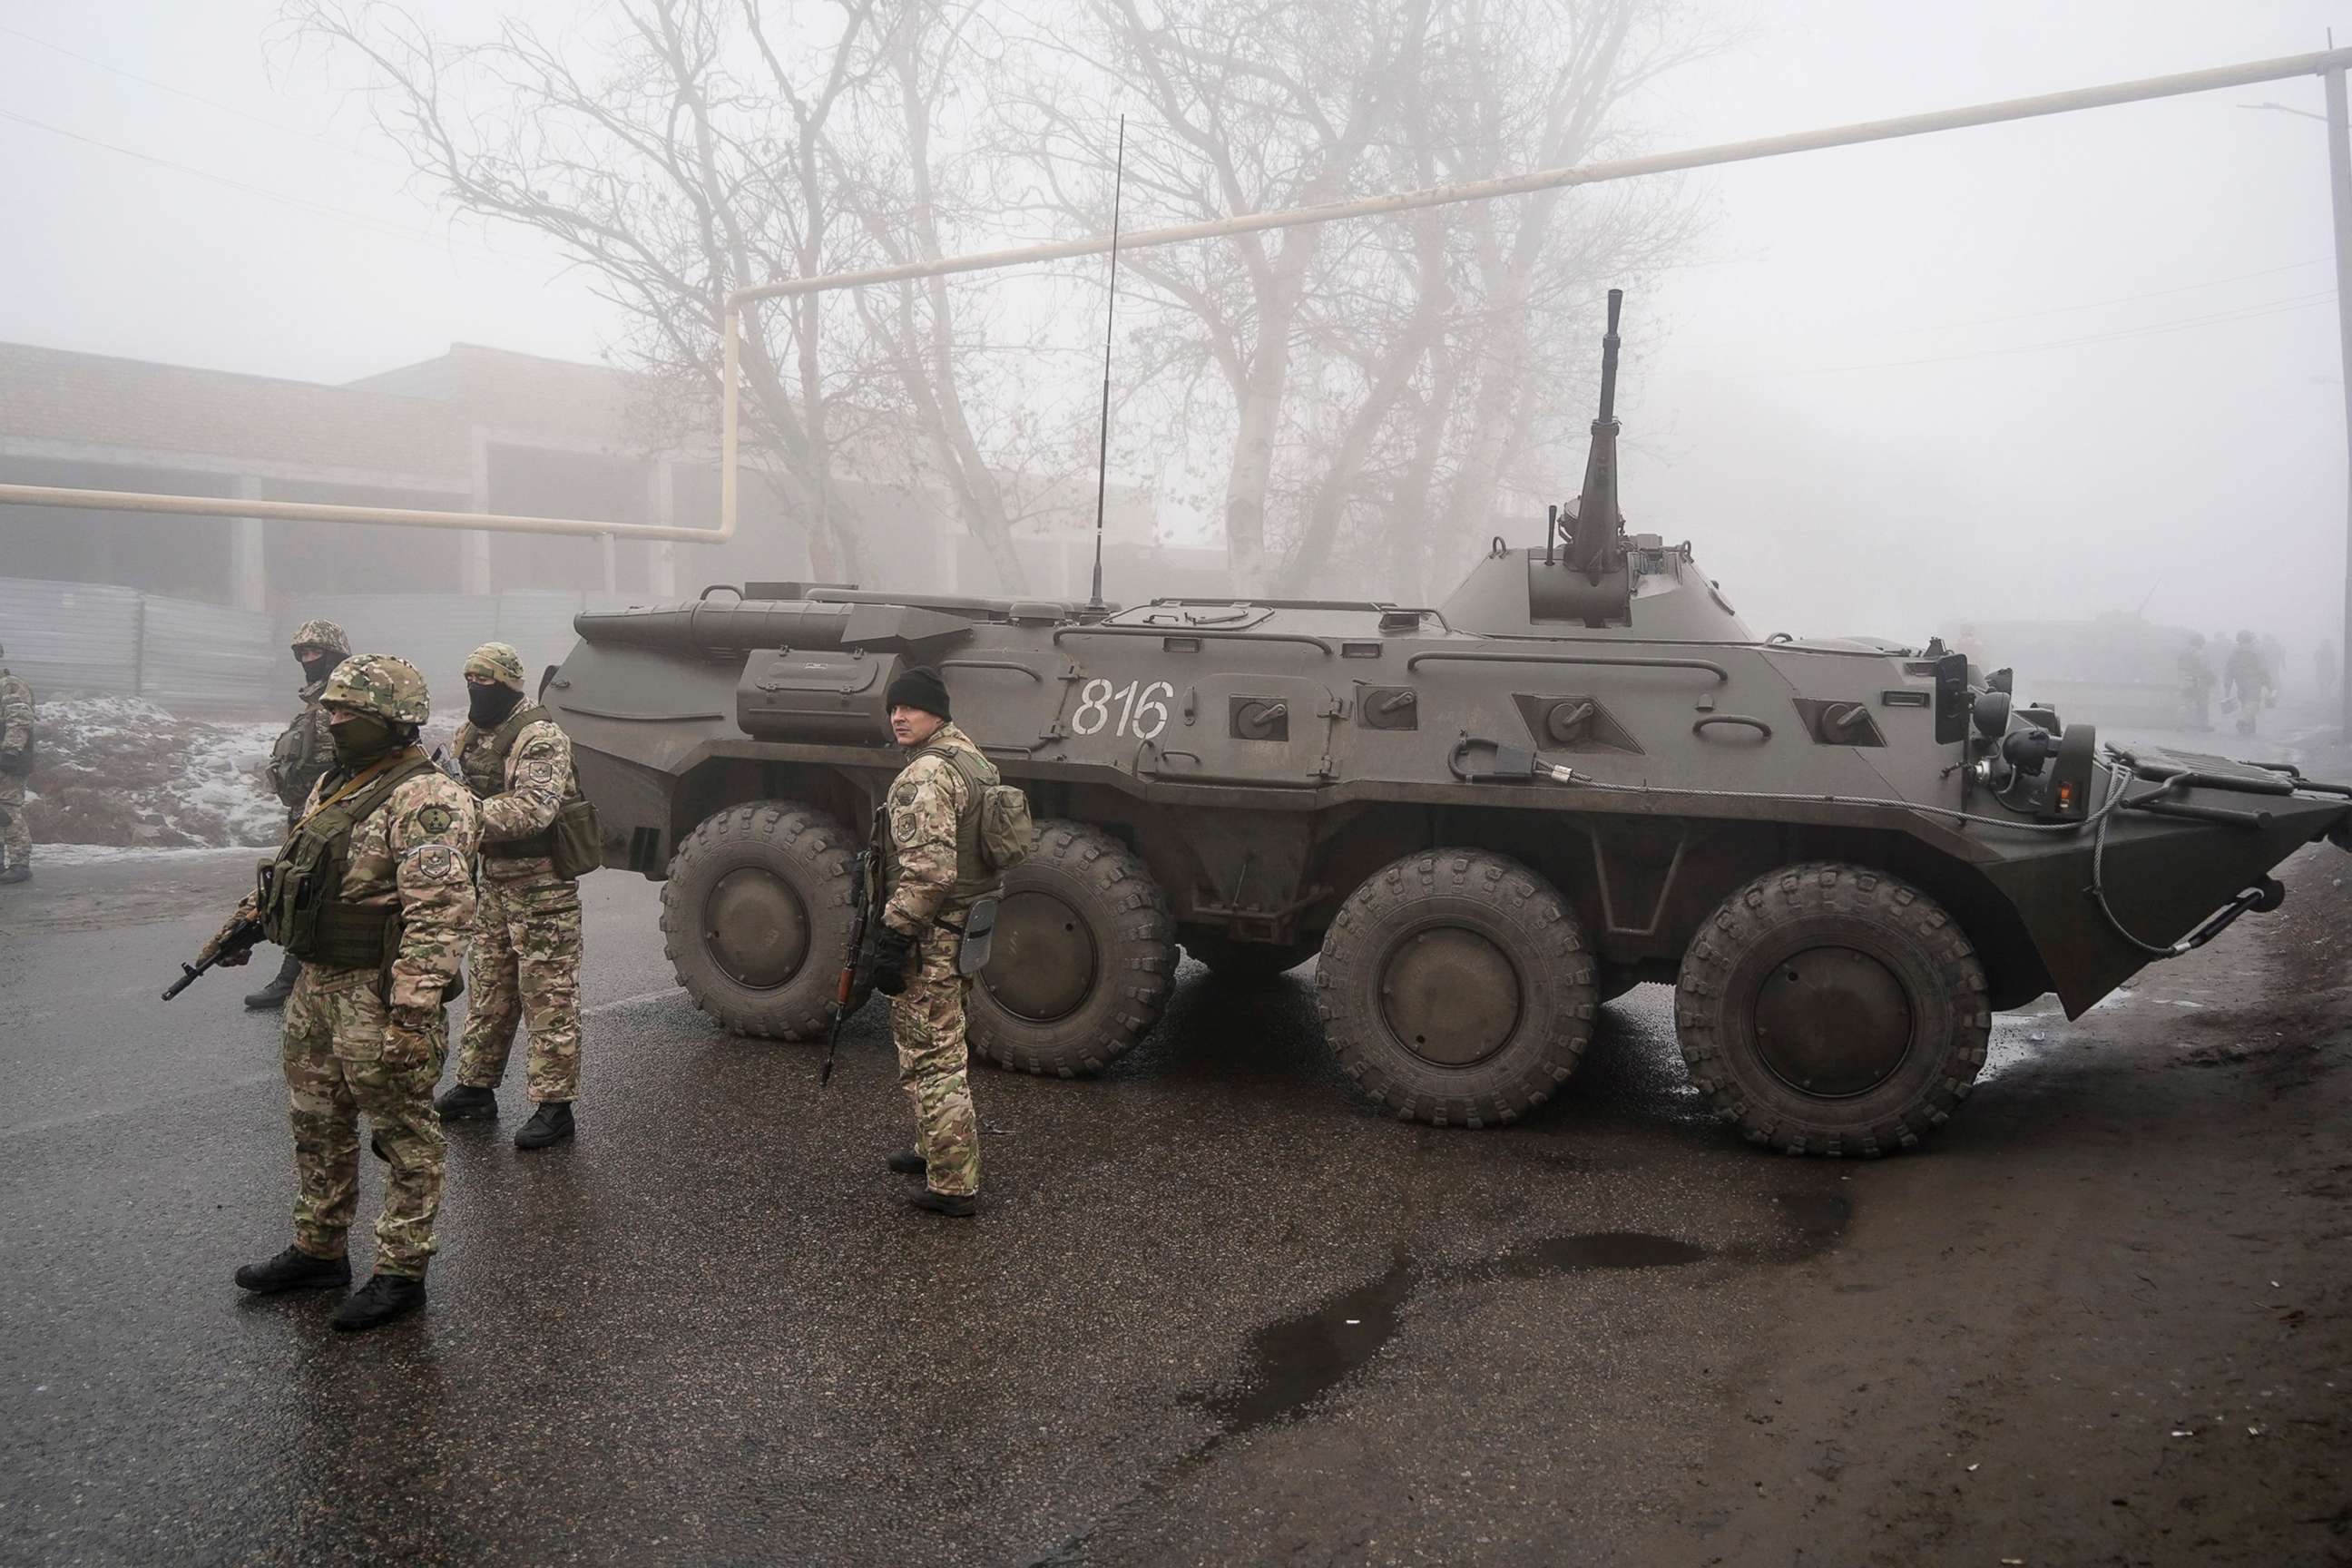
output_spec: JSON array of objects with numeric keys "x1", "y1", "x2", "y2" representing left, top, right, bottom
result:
[
  {"x1": 0, "y1": 846, "x2": 2337, "y2": 1565},
  {"x1": 0, "y1": 857, "x2": 1854, "y2": 1565}
]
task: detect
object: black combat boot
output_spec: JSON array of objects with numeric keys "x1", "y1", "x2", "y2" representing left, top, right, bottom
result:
[
  {"x1": 434, "y1": 1083, "x2": 497, "y2": 1121},
  {"x1": 0, "y1": 858, "x2": 26, "y2": 886},
  {"x1": 331, "y1": 1273, "x2": 426, "y2": 1332},
  {"x1": 886, "y1": 1150, "x2": 926, "y2": 1175},
  {"x1": 909, "y1": 1190, "x2": 978, "y2": 1218},
  {"x1": 243, "y1": 950, "x2": 300, "y2": 1010},
  {"x1": 514, "y1": 1101, "x2": 574, "y2": 1150},
  {"x1": 234, "y1": 1244, "x2": 352, "y2": 1294}
]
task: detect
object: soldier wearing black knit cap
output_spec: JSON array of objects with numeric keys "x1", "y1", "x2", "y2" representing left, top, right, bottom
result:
[{"x1": 870, "y1": 664, "x2": 999, "y2": 1216}]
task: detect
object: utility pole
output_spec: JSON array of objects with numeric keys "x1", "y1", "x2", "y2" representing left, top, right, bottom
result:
[{"x1": 2328, "y1": 64, "x2": 2352, "y2": 741}]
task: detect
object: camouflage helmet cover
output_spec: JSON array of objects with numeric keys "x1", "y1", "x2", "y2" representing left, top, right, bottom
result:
[
  {"x1": 290, "y1": 618, "x2": 351, "y2": 658},
  {"x1": 464, "y1": 641, "x2": 528, "y2": 691},
  {"x1": 320, "y1": 653, "x2": 431, "y2": 725}
]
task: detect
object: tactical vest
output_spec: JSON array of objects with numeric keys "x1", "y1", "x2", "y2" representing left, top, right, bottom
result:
[
  {"x1": 257, "y1": 752, "x2": 435, "y2": 968},
  {"x1": 266, "y1": 686, "x2": 334, "y2": 810},
  {"x1": 460, "y1": 703, "x2": 586, "y2": 863},
  {"x1": 886, "y1": 741, "x2": 1002, "y2": 913}
]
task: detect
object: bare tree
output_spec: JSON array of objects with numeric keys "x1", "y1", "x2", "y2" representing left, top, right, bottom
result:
[
  {"x1": 833, "y1": 1, "x2": 1039, "y2": 592},
  {"x1": 1014, "y1": 0, "x2": 1716, "y2": 599},
  {"x1": 1425, "y1": 1, "x2": 1719, "y2": 588},
  {"x1": 1016, "y1": 0, "x2": 1428, "y2": 593},
  {"x1": 289, "y1": 0, "x2": 1047, "y2": 587}
]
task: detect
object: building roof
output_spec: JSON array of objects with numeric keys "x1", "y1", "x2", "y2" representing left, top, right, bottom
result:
[{"x1": 0, "y1": 340, "x2": 466, "y2": 483}]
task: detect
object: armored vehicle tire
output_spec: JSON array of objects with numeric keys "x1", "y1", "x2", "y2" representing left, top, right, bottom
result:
[
  {"x1": 661, "y1": 800, "x2": 867, "y2": 1041},
  {"x1": 1675, "y1": 862, "x2": 1991, "y2": 1157},
  {"x1": 1316, "y1": 849, "x2": 1598, "y2": 1129},
  {"x1": 1183, "y1": 934, "x2": 1313, "y2": 984},
  {"x1": 967, "y1": 821, "x2": 1175, "y2": 1077}
]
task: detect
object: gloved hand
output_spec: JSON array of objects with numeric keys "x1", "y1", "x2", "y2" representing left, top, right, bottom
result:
[
  {"x1": 383, "y1": 1007, "x2": 439, "y2": 1071},
  {"x1": 871, "y1": 923, "x2": 918, "y2": 997},
  {"x1": 199, "y1": 921, "x2": 256, "y2": 968}
]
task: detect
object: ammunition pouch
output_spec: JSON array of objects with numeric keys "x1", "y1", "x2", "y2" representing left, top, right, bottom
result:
[
  {"x1": 311, "y1": 902, "x2": 399, "y2": 969},
  {"x1": 550, "y1": 797, "x2": 603, "y2": 878},
  {"x1": 481, "y1": 798, "x2": 602, "y2": 879},
  {"x1": 465, "y1": 705, "x2": 598, "y2": 879}
]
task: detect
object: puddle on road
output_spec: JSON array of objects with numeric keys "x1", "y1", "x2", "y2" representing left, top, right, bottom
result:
[
  {"x1": 1202, "y1": 1212, "x2": 1813, "y2": 1436},
  {"x1": 1204, "y1": 1253, "x2": 1415, "y2": 1436}
]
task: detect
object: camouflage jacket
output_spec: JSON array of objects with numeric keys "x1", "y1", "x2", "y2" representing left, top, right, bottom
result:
[
  {"x1": 236, "y1": 756, "x2": 480, "y2": 1013},
  {"x1": 456, "y1": 713, "x2": 576, "y2": 884},
  {"x1": 882, "y1": 720, "x2": 991, "y2": 935},
  {"x1": 0, "y1": 669, "x2": 31, "y2": 757},
  {"x1": 264, "y1": 678, "x2": 336, "y2": 811}
]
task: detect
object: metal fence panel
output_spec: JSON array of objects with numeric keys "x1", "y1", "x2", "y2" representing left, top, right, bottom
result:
[
  {"x1": 0, "y1": 576, "x2": 142, "y2": 697},
  {"x1": 138, "y1": 594, "x2": 276, "y2": 712}
]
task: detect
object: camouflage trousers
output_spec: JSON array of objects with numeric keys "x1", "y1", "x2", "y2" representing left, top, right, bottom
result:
[
  {"x1": 457, "y1": 873, "x2": 583, "y2": 1103},
  {"x1": 0, "y1": 771, "x2": 27, "y2": 859},
  {"x1": 890, "y1": 926, "x2": 980, "y2": 1197},
  {"x1": 282, "y1": 964, "x2": 446, "y2": 1277}
]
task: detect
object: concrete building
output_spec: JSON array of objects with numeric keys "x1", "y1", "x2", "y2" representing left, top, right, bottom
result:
[{"x1": 0, "y1": 338, "x2": 1222, "y2": 615}]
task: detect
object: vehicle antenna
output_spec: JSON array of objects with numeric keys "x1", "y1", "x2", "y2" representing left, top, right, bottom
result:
[{"x1": 1087, "y1": 114, "x2": 1127, "y2": 615}]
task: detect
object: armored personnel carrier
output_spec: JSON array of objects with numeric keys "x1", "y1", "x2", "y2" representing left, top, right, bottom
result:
[{"x1": 551, "y1": 291, "x2": 2352, "y2": 1154}]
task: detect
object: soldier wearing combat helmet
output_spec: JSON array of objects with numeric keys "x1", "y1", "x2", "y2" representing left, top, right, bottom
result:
[
  {"x1": 245, "y1": 619, "x2": 352, "y2": 1007},
  {"x1": 869, "y1": 665, "x2": 999, "y2": 1217},
  {"x1": 201, "y1": 653, "x2": 477, "y2": 1332},
  {"x1": 0, "y1": 639, "x2": 34, "y2": 886},
  {"x1": 435, "y1": 641, "x2": 593, "y2": 1151}
]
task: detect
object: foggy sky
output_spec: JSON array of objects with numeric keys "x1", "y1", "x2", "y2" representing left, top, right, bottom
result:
[{"x1": 3, "y1": 0, "x2": 2348, "y2": 653}]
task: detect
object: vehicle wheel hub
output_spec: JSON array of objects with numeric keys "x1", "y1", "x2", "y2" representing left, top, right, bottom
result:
[
  {"x1": 705, "y1": 867, "x2": 808, "y2": 989},
  {"x1": 1380, "y1": 926, "x2": 1521, "y2": 1066},
  {"x1": 982, "y1": 890, "x2": 1098, "y2": 1022},
  {"x1": 1752, "y1": 945, "x2": 1913, "y2": 1097}
]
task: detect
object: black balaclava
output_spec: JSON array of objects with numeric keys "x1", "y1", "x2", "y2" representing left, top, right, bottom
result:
[
  {"x1": 298, "y1": 650, "x2": 340, "y2": 687},
  {"x1": 329, "y1": 713, "x2": 406, "y2": 769},
  {"x1": 467, "y1": 681, "x2": 525, "y2": 729}
]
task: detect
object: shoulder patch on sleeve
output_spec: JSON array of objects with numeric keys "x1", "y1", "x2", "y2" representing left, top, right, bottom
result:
[
  {"x1": 894, "y1": 811, "x2": 923, "y2": 845},
  {"x1": 406, "y1": 842, "x2": 462, "y2": 880},
  {"x1": 416, "y1": 803, "x2": 455, "y2": 835}
]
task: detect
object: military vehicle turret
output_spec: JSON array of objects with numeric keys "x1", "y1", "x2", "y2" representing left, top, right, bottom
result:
[{"x1": 549, "y1": 290, "x2": 2352, "y2": 1154}]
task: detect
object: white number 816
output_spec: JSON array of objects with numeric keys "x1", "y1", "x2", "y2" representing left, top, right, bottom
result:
[{"x1": 1071, "y1": 678, "x2": 1173, "y2": 740}]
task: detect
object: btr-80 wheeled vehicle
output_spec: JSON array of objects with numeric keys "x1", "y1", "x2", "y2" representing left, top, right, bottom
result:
[{"x1": 550, "y1": 292, "x2": 2352, "y2": 1154}]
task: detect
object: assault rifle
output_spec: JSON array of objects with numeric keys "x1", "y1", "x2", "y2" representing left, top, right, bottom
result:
[
  {"x1": 818, "y1": 811, "x2": 885, "y2": 1088},
  {"x1": 164, "y1": 915, "x2": 266, "y2": 1000}
]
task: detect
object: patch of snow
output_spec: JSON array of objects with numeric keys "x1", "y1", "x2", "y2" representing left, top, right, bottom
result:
[{"x1": 20, "y1": 697, "x2": 287, "y2": 848}]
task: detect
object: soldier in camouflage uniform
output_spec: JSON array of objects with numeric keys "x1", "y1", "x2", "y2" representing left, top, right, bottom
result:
[
  {"x1": 246, "y1": 619, "x2": 353, "y2": 1006},
  {"x1": 436, "y1": 642, "x2": 588, "y2": 1151},
  {"x1": 0, "y1": 641, "x2": 33, "y2": 886},
  {"x1": 201, "y1": 654, "x2": 478, "y2": 1332},
  {"x1": 869, "y1": 665, "x2": 997, "y2": 1218}
]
